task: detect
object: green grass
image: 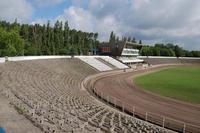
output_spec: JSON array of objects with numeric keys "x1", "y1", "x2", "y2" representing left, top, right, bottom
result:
[
  {"x1": 15, "y1": 106, "x2": 27, "y2": 115},
  {"x1": 135, "y1": 66, "x2": 200, "y2": 104}
]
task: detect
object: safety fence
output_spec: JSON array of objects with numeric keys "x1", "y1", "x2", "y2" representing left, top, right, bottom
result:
[{"x1": 92, "y1": 88, "x2": 200, "y2": 133}]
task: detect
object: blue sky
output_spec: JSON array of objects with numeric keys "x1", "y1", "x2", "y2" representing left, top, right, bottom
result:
[
  {"x1": 0, "y1": 0, "x2": 200, "y2": 50},
  {"x1": 29, "y1": 0, "x2": 90, "y2": 21}
]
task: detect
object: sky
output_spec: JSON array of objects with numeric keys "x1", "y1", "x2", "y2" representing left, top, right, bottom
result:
[{"x1": 0, "y1": 0, "x2": 200, "y2": 50}]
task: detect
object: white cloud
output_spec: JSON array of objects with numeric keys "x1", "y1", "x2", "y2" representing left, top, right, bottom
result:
[
  {"x1": 0, "y1": 0, "x2": 33, "y2": 23},
  {"x1": 56, "y1": 7, "x2": 95, "y2": 32},
  {"x1": 56, "y1": 6, "x2": 124, "y2": 41},
  {"x1": 87, "y1": 0, "x2": 200, "y2": 50},
  {"x1": 32, "y1": 0, "x2": 200, "y2": 50}
]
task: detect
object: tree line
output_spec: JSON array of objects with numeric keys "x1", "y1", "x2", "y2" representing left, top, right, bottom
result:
[
  {"x1": 0, "y1": 20, "x2": 98, "y2": 57},
  {"x1": 140, "y1": 44, "x2": 200, "y2": 57},
  {"x1": 0, "y1": 20, "x2": 200, "y2": 57},
  {"x1": 109, "y1": 31, "x2": 142, "y2": 44}
]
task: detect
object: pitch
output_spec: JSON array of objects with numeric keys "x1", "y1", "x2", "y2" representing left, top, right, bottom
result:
[{"x1": 135, "y1": 66, "x2": 200, "y2": 104}]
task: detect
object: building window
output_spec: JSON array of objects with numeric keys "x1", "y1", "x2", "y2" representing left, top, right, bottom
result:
[{"x1": 101, "y1": 47, "x2": 111, "y2": 52}]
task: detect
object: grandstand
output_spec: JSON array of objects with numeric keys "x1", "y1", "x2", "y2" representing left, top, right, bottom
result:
[
  {"x1": 0, "y1": 57, "x2": 170, "y2": 133},
  {"x1": 100, "y1": 56, "x2": 129, "y2": 69},
  {"x1": 78, "y1": 56, "x2": 113, "y2": 71},
  {"x1": 139, "y1": 56, "x2": 200, "y2": 65},
  {"x1": 77, "y1": 56, "x2": 129, "y2": 71},
  {"x1": 1, "y1": 55, "x2": 200, "y2": 133},
  {"x1": 98, "y1": 41, "x2": 144, "y2": 66}
]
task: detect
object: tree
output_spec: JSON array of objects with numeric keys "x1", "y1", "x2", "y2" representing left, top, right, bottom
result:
[
  {"x1": 140, "y1": 46, "x2": 153, "y2": 56},
  {"x1": 127, "y1": 37, "x2": 131, "y2": 42},
  {"x1": 69, "y1": 46, "x2": 76, "y2": 56},
  {"x1": 109, "y1": 31, "x2": 116, "y2": 44},
  {"x1": 64, "y1": 21, "x2": 69, "y2": 47},
  {"x1": 2, "y1": 20, "x2": 200, "y2": 57},
  {"x1": 174, "y1": 45, "x2": 183, "y2": 57},
  {"x1": 0, "y1": 27, "x2": 24, "y2": 56},
  {"x1": 191, "y1": 51, "x2": 200, "y2": 57},
  {"x1": 153, "y1": 48, "x2": 160, "y2": 56},
  {"x1": 131, "y1": 38, "x2": 136, "y2": 43}
]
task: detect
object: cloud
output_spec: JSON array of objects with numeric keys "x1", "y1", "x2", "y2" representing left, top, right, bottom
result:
[
  {"x1": 31, "y1": 0, "x2": 200, "y2": 50},
  {"x1": 56, "y1": 6, "x2": 122, "y2": 40},
  {"x1": 0, "y1": 0, "x2": 33, "y2": 23},
  {"x1": 57, "y1": 7, "x2": 94, "y2": 32},
  {"x1": 84, "y1": 0, "x2": 200, "y2": 50}
]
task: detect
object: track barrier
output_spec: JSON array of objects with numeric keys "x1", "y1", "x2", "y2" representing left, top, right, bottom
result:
[{"x1": 92, "y1": 87, "x2": 200, "y2": 133}]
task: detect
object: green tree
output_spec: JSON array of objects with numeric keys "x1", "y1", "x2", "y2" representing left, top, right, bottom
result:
[
  {"x1": 174, "y1": 45, "x2": 183, "y2": 57},
  {"x1": 109, "y1": 31, "x2": 116, "y2": 44},
  {"x1": 0, "y1": 27, "x2": 24, "y2": 56},
  {"x1": 64, "y1": 21, "x2": 69, "y2": 47}
]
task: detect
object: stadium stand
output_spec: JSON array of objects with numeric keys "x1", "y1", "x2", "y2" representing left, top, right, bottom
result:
[
  {"x1": 119, "y1": 57, "x2": 144, "y2": 64},
  {"x1": 138, "y1": 56, "x2": 183, "y2": 65},
  {"x1": 179, "y1": 57, "x2": 200, "y2": 64},
  {"x1": 78, "y1": 56, "x2": 113, "y2": 71},
  {"x1": 0, "y1": 58, "x2": 169, "y2": 133},
  {"x1": 78, "y1": 56, "x2": 129, "y2": 71},
  {"x1": 99, "y1": 56, "x2": 129, "y2": 69},
  {"x1": 140, "y1": 56, "x2": 200, "y2": 65},
  {"x1": 95, "y1": 57, "x2": 118, "y2": 69}
]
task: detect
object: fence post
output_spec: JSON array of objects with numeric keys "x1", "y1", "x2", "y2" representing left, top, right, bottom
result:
[
  {"x1": 99, "y1": 92, "x2": 102, "y2": 99},
  {"x1": 162, "y1": 117, "x2": 165, "y2": 128},
  {"x1": 122, "y1": 103, "x2": 124, "y2": 113},
  {"x1": 183, "y1": 123, "x2": 186, "y2": 133},
  {"x1": 114, "y1": 97, "x2": 116, "y2": 107},
  {"x1": 95, "y1": 88, "x2": 97, "y2": 96},
  {"x1": 107, "y1": 95, "x2": 109, "y2": 103},
  {"x1": 132, "y1": 107, "x2": 135, "y2": 117},
  {"x1": 145, "y1": 112, "x2": 148, "y2": 121}
]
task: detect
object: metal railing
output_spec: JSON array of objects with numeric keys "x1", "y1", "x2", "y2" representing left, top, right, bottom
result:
[{"x1": 92, "y1": 87, "x2": 200, "y2": 133}]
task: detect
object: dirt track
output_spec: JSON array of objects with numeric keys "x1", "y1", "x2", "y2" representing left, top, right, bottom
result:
[{"x1": 93, "y1": 65, "x2": 200, "y2": 131}]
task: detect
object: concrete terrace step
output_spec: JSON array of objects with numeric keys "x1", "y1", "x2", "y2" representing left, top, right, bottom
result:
[
  {"x1": 96, "y1": 58, "x2": 117, "y2": 70},
  {"x1": 100, "y1": 56, "x2": 129, "y2": 69},
  {"x1": 77, "y1": 57, "x2": 113, "y2": 71}
]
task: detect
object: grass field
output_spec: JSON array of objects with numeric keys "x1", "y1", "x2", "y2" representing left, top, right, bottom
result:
[{"x1": 135, "y1": 66, "x2": 200, "y2": 104}]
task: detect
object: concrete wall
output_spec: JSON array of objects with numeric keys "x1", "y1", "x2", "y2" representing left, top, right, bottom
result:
[{"x1": 0, "y1": 58, "x2": 5, "y2": 63}]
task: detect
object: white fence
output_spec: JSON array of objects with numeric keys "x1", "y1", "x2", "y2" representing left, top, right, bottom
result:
[
  {"x1": 0, "y1": 58, "x2": 5, "y2": 63},
  {"x1": 8, "y1": 56, "x2": 71, "y2": 61}
]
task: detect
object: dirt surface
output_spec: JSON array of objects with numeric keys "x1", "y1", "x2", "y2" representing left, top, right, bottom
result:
[{"x1": 93, "y1": 65, "x2": 200, "y2": 130}]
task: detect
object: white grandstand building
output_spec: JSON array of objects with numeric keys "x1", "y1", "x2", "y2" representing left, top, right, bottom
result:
[{"x1": 98, "y1": 41, "x2": 144, "y2": 66}]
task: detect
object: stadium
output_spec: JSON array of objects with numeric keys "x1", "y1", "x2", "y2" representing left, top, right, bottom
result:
[{"x1": 0, "y1": 40, "x2": 200, "y2": 133}]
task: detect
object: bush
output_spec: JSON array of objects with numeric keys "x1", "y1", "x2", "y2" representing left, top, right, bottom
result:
[
  {"x1": 58, "y1": 48, "x2": 69, "y2": 55},
  {"x1": 25, "y1": 46, "x2": 40, "y2": 55}
]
